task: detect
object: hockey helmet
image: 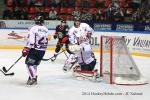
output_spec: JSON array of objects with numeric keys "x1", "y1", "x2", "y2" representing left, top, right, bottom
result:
[
  {"x1": 74, "y1": 17, "x2": 80, "y2": 27},
  {"x1": 61, "y1": 19, "x2": 66, "y2": 26},
  {"x1": 61, "y1": 19, "x2": 66, "y2": 23},
  {"x1": 35, "y1": 16, "x2": 44, "y2": 25}
]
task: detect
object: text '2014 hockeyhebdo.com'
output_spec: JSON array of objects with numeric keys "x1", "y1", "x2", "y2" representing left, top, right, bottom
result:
[{"x1": 81, "y1": 91, "x2": 143, "y2": 96}]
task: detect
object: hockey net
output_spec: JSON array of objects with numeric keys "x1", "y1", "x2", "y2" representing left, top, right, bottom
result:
[{"x1": 100, "y1": 36, "x2": 148, "y2": 85}]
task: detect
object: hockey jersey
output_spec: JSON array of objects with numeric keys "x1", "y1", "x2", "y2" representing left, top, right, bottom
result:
[
  {"x1": 77, "y1": 42, "x2": 95, "y2": 64},
  {"x1": 55, "y1": 25, "x2": 69, "y2": 39},
  {"x1": 26, "y1": 25, "x2": 49, "y2": 51},
  {"x1": 68, "y1": 23, "x2": 94, "y2": 44}
]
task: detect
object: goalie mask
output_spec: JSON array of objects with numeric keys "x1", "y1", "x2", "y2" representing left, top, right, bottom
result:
[{"x1": 35, "y1": 16, "x2": 44, "y2": 25}]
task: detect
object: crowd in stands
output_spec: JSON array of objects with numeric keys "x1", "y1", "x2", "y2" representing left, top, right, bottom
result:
[{"x1": 3, "y1": 0, "x2": 150, "y2": 23}]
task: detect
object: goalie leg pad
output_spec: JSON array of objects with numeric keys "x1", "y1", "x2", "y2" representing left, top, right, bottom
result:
[
  {"x1": 80, "y1": 59, "x2": 96, "y2": 71},
  {"x1": 73, "y1": 68, "x2": 102, "y2": 82},
  {"x1": 73, "y1": 70, "x2": 95, "y2": 81},
  {"x1": 63, "y1": 54, "x2": 77, "y2": 72}
]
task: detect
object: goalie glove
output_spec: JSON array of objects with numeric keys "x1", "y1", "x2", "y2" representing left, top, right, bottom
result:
[
  {"x1": 53, "y1": 34, "x2": 57, "y2": 39},
  {"x1": 22, "y1": 47, "x2": 30, "y2": 57},
  {"x1": 53, "y1": 32, "x2": 58, "y2": 39},
  {"x1": 69, "y1": 44, "x2": 80, "y2": 53}
]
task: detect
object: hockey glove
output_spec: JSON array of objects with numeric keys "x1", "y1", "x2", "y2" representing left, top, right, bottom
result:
[
  {"x1": 61, "y1": 37, "x2": 69, "y2": 45},
  {"x1": 22, "y1": 47, "x2": 30, "y2": 57},
  {"x1": 53, "y1": 34, "x2": 57, "y2": 39}
]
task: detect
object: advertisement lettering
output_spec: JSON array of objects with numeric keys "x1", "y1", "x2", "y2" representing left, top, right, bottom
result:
[
  {"x1": 90, "y1": 37, "x2": 99, "y2": 46},
  {"x1": 94, "y1": 23, "x2": 111, "y2": 30},
  {"x1": 144, "y1": 25, "x2": 150, "y2": 31},
  {"x1": 133, "y1": 37, "x2": 150, "y2": 48},
  {"x1": 116, "y1": 24, "x2": 134, "y2": 31}
]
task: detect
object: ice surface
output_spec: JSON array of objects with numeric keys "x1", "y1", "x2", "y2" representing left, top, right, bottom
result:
[{"x1": 0, "y1": 50, "x2": 150, "y2": 100}]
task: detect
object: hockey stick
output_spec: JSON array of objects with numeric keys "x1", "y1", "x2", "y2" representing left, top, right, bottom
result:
[
  {"x1": 0, "y1": 69, "x2": 14, "y2": 76},
  {"x1": 42, "y1": 50, "x2": 66, "y2": 61},
  {"x1": 62, "y1": 48, "x2": 69, "y2": 58},
  {"x1": 2, "y1": 56, "x2": 23, "y2": 73}
]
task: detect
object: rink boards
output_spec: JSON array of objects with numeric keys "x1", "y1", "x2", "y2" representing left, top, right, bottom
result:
[{"x1": 0, "y1": 28, "x2": 149, "y2": 57}]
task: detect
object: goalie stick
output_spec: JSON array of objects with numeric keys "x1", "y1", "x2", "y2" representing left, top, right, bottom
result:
[
  {"x1": 0, "y1": 69, "x2": 14, "y2": 76},
  {"x1": 2, "y1": 56, "x2": 23, "y2": 73}
]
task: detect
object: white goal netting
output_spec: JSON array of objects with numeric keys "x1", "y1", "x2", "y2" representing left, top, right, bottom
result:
[{"x1": 100, "y1": 36, "x2": 148, "y2": 85}]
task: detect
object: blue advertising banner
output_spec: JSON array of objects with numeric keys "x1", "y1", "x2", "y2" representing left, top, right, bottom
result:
[{"x1": 93, "y1": 22, "x2": 150, "y2": 32}]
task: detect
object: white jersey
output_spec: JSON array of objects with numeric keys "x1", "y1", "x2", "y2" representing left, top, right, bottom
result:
[
  {"x1": 77, "y1": 42, "x2": 95, "y2": 64},
  {"x1": 26, "y1": 25, "x2": 49, "y2": 51},
  {"x1": 68, "y1": 23, "x2": 94, "y2": 44},
  {"x1": 65, "y1": 43, "x2": 95, "y2": 67}
]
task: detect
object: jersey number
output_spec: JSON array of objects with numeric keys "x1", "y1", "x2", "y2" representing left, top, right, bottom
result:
[{"x1": 38, "y1": 37, "x2": 48, "y2": 49}]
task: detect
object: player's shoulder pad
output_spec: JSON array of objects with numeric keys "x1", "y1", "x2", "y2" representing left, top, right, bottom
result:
[
  {"x1": 68, "y1": 26, "x2": 75, "y2": 32},
  {"x1": 80, "y1": 23, "x2": 89, "y2": 27}
]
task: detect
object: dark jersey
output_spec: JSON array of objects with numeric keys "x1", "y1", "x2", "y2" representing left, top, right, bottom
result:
[{"x1": 56, "y1": 25, "x2": 69, "y2": 39}]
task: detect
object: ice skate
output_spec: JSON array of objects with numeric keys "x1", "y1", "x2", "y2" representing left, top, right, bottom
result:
[
  {"x1": 93, "y1": 69, "x2": 102, "y2": 82},
  {"x1": 26, "y1": 77, "x2": 37, "y2": 86},
  {"x1": 26, "y1": 77, "x2": 31, "y2": 85}
]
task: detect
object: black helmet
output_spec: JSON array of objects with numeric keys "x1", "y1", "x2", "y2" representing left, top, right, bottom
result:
[
  {"x1": 61, "y1": 19, "x2": 66, "y2": 23},
  {"x1": 35, "y1": 16, "x2": 44, "y2": 25}
]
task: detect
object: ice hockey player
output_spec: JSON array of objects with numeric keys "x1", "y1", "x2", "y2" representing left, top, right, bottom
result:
[
  {"x1": 63, "y1": 17, "x2": 100, "y2": 82},
  {"x1": 22, "y1": 16, "x2": 50, "y2": 85},
  {"x1": 51, "y1": 20, "x2": 72, "y2": 61}
]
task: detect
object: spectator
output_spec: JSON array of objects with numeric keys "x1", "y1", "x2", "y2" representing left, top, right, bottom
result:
[
  {"x1": 21, "y1": 7, "x2": 28, "y2": 20},
  {"x1": 72, "y1": 7, "x2": 81, "y2": 18},
  {"x1": 49, "y1": 7, "x2": 58, "y2": 20},
  {"x1": 5, "y1": 0, "x2": 13, "y2": 7},
  {"x1": 81, "y1": 0, "x2": 90, "y2": 8},
  {"x1": 13, "y1": 6, "x2": 22, "y2": 19},
  {"x1": 113, "y1": 8, "x2": 124, "y2": 22},
  {"x1": 29, "y1": 0, "x2": 37, "y2": 7},
  {"x1": 61, "y1": 0, "x2": 68, "y2": 8},
  {"x1": 96, "y1": 0, "x2": 105, "y2": 8},
  {"x1": 34, "y1": 0, "x2": 43, "y2": 6},
  {"x1": 105, "y1": 1, "x2": 120, "y2": 22},
  {"x1": 93, "y1": 8, "x2": 105, "y2": 22},
  {"x1": 67, "y1": 0, "x2": 76, "y2": 8},
  {"x1": 128, "y1": 0, "x2": 141, "y2": 9},
  {"x1": 61, "y1": 0, "x2": 76, "y2": 8},
  {"x1": 80, "y1": 8, "x2": 93, "y2": 22},
  {"x1": 51, "y1": 0, "x2": 61, "y2": 8},
  {"x1": 132, "y1": 8, "x2": 141, "y2": 22},
  {"x1": 3, "y1": 7, "x2": 13, "y2": 19},
  {"x1": 13, "y1": 0, "x2": 27, "y2": 7},
  {"x1": 35, "y1": 7, "x2": 46, "y2": 18}
]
